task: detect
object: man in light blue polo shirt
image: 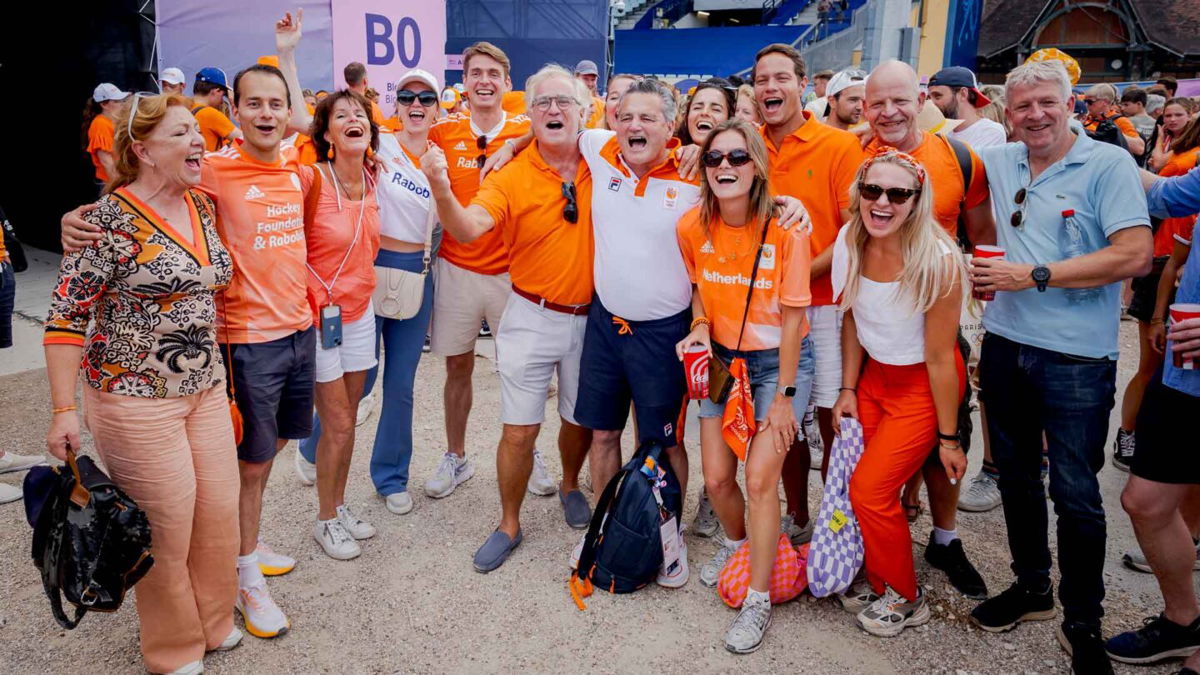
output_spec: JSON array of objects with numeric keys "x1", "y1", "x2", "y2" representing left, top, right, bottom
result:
[
  {"x1": 1106, "y1": 167, "x2": 1200, "y2": 668},
  {"x1": 966, "y1": 58, "x2": 1152, "y2": 674}
]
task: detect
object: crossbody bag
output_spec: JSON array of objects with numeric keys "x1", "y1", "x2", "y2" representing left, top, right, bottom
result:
[
  {"x1": 708, "y1": 217, "x2": 772, "y2": 405},
  {"x1": 373, "y1": 146, "x2": 435, "y2": 321}
]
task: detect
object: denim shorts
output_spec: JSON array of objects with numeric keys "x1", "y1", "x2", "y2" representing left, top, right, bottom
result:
[{"x1": 698, "y1": 336, "x2": 815, "y2": 422}]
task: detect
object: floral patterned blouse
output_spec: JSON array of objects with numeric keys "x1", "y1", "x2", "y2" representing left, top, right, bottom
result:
[{"x1": 44, "y1": 187, "x2": 234, "y2": 398}]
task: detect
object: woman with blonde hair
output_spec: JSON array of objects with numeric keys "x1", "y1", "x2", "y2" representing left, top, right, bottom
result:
[
  {"x1": 675, "y1": 118, "x2": 815, "y2": 653},
  {"x1": 46, "y1": 93, "x2": 239, "y2": 673},
  {"x1": 829, "y1": 150, "x2": 968, "y2": 637},
  {"x1": 735, "y1": 84, "x2": 761, "y2": 124}
]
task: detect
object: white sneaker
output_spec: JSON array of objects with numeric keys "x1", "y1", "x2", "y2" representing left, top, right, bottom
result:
[
  {"x1": 356, "y1": 392, "x2": 376, "y2": 426},
  {"x1": 856, "y1": 587, "x2": 929, "y2": 637},
  {"x1": 781, "y1": 514, "x2": 814, "y2": 545},
  {"x1": 385, "y1": 492, "x2": 413, "y2": 515},
  {"x1": 167, "y1": 660, "x2": 204, "y2": 674},
  {"x1": 725, "y1": 593, "x2": 773, "y2": 654},
  {"x1": 425, "y1": 452, "x2": 474, "y2": 498},
  {"x1": 236, "y1": 581, "x2": 290, "y2": 638},
  {"x1": 838, "y1": 579, "x2": 881, "y2": 613},
  {"x1": 209, "y1": 627, "x2": 243, "y2": 652},
  {"x1": 254, "y1": 540, "x2": 296, "y2": 576},
  {"x1": 313, "y1": 519, "x2": 361, "y2": 560},
  {"x1": 336, "y1": 504, "x2": 376, "y2": 540},
  {"x1": 957, "y1": 471, "x2": 1002, "y2": 512},
  {"x1": 700, "y1": 541, "x2": 740, "y2": 587},
  {"x1": 569, "y1": 533, "x2": 586, "y2": 570},
  {"x1": 293, "y1": 449, "x2": 316, "y2": 486},
  {"x1": 0, "y1": 450, "x2": 46, "y2": 474},
  {"x1": 656, "y1": 534, "x2": 690, "y2": 588},
  {"x1": 527, "y1": 449, "x2": 557, "y2": 496},
  {"x1": 0, "y1": 483, "x2": 21, "y2": 504}
]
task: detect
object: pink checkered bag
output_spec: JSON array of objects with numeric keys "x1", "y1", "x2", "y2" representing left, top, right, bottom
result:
[{"x1": 718, "y1": 535, "x2": 810, "y2": 608}]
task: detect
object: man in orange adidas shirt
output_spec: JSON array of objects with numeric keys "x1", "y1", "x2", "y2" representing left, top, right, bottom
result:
[
  {"x1": 423, "y1": 64, "x2": 594, "y2": 572},
  {"x1": 862, "y1": 59, "x2": 995, "y2": 601},
  {"x1": 60, "y1": 11, "x2": 314, "y2": 641},
  {"x1": 420, "y1": 42, "x2": 538, "y2": 502}
]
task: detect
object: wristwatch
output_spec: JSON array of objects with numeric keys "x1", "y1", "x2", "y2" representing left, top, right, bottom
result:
[
  {"x1": 780, "y1": 385, "x2": 797, "y2": 398},
  {"x1": 1032, "y1": 265, "x2": 1051, "y2": 292}
]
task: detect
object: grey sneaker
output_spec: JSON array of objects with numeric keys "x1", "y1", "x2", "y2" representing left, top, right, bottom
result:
[
  {"x1": 958, "y1": 471, "x2": 1002, "y2": 512},
  {"x1": 857, "y1": 587, "x2": 930, "y2": 637},
  {"x1": 838, "y1": 579, "x2": 881, "y2": 613},
  {"x1": 781, "y1": 513, "x2": 814, "y2": 545},
  {"x1": 527, "y1": 449, "x2": 557, "y2": 496},
  {"x1": 0, "y1": 450, "x2": 46, "y2": 474},
  {"x1": 692, "y1": 488, "x2": 720, "y2": 538},
  {"x1": 725, "y1": 594, "x2": 773, "y2": 654},
  {"x1": 700, "y1": 541, "x2": 739, "y2": 587},
  {"x1": 1123, "y1": 540, "x2": 1200, "y2": 573},
  {"x1": 803, "y1": 405, "x2": 823, "y2": 471},
  {"x1": 425, "y1": 452, "x2": 474, "y2": 498}
]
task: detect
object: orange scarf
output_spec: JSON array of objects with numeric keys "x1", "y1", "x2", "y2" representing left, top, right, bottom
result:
[{"x1": 721, "y1": 357, "x2": 756, "y2": 460}]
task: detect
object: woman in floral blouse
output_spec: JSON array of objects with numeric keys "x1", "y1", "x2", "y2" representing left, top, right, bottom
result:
[{"x1": 44, "y1": 93, "x2": 239, "y2": 675}]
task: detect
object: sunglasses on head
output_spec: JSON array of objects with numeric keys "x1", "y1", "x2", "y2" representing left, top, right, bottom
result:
[
  {"x1": 126, "y1": 91, "x2": 162, "y2": 140},
  {"x1": 701, "y1": 149, "x2": 752, "y2": 168},
  {"x1": 561, "y1": 182, "x2": 578, "y2": 224},
  {"x1": 858, "y1": 182, "x2": 921, "y2": 205},
  {"x1": 397, "y1": 89, "x2": 438, "y2": 107}
]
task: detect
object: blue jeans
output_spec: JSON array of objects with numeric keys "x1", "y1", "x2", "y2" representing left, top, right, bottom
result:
[
  {"x1": 698, "y1": 337, "x2": 816, "y2": 422},
  {"x1": 978, "y1": 332, "x2": 1116, "y2": 628},
  {"x1": 300, "y1": 250, "x2": 435, "y2": 496},
  {"x1": 0, "y1": 262, "x2": 14, "y2": 348}
]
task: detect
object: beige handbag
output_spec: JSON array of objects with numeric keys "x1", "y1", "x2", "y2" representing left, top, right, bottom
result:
[{"x1": 373, "y1": 206, "x2": 435, "y2": 320}]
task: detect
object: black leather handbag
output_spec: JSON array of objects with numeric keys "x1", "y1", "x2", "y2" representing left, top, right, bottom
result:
[{"x1": 25, "y1": 449, "x2": 154, "y2": 629}]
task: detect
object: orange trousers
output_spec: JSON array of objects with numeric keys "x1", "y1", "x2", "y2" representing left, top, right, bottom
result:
[
  {"x1": 84, "y1": 384, "x2": 239, "y2": 673},
  {"x1": 848, "y1": 355, "x2": 965, "y2": 602}
]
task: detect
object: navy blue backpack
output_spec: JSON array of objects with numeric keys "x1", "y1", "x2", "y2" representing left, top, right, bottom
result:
[{"x1": 569, "y1": 442, "x2": 682, "y2": 608}]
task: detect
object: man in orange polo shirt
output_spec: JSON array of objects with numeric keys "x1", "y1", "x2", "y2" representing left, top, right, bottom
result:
[
  {"x1": 862, "y1": 59, "x2": 995, "y2": 601},
  {"x1": 753, "y1": 43, "x2": 863, "y2": 538},
  {"x1": 423, "y1": 65, "x2": 594, "y2": 573},
  {"x1": 192, "y1": 67, "x2": 242, "y2": 151},
  {"x1": 1083, "y1": 83, "x2": 1145, "y2": 158}
]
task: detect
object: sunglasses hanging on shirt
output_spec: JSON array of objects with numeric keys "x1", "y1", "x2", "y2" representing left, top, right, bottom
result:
[{"x1": 561, "y1": 182, "x2": 578, "y2": 224}]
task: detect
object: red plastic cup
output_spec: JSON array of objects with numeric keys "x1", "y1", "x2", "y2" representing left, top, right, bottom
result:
[
  {"x1": 1169, "y1": 303, "x2": 1200, "y2": 370},
  {"x1": 684, "y1": 344, "x2": 709, "y2": 400},
  {"x1": 972, "y1": 245, "x2": 1005, "y2": 301}
]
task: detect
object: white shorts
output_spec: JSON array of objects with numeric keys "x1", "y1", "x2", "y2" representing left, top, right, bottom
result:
[
  {"x1": 807, "y1": 304, "x2": 844, "y2": 408},
  {"x1": 495, "y1": 293, "x2": 586, "y2": 426},
  {"x1": 430, "y1": 259, "x2": 511, "y2": 356},
  {"x1": 315, "y1": 303, "x2": 378, "y2": 383}
]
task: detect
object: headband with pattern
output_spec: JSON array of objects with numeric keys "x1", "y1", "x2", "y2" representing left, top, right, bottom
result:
[{"x1": 862, "y1": 147, "x2": 927, "y2": 186}]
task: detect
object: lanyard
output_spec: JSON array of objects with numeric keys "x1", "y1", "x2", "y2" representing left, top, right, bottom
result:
[{"x1": 306, "y1": 164, "x2": 370, "y2": 304}]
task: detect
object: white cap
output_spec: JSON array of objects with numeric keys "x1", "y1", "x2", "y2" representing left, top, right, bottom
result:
[
  {"x1": 93, "y1": 83, "x2": 130, "y2": 103},
  {"x1": 160, "y1": 68, "x2": 185, "y2": 86},
  {"x1": 827, "y1": 68, "x2": 867, "y2": 98},
  {"x1": 396, "y1": 68, "x2": 440, "y2": 94}
]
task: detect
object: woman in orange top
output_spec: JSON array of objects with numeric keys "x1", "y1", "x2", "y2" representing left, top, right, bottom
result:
[
  {"x1": 675, "y1": 119, "x2": 815, "y2": 654},
  {"x1": 302, "y1": 90, "x2": 382, "y2": 562},
  {"x1": 82, "y1": 82, "x2": 130, "y2": 190},
  {"x1": 1148, "y1": 98, "x2": 1195, "y2": 172}
]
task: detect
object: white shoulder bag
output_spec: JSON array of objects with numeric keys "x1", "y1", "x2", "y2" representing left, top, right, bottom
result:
[{"x1": 373, "y1": 204, "x2": 434, "y2": 320}]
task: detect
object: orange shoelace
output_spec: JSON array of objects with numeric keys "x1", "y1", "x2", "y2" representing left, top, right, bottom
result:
[{"x1": 612, "y1": 317, "x2": 632, "y2": 335}]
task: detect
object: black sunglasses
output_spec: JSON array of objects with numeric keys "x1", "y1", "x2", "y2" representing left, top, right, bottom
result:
[
  {"x1": 858, "y1": 182, "x2": 921, "y2": 205},
  {"x1": 561, "y1": 182, "x2": 578, "y2": 224},
  {"x1": 1083, "y1": 98, "x2": 1097, "y2": 105},
  {"x1": 1010, "y1": 187, "x2": 1028, "y2": 228},
  {"x1": 397, "y1": 89, "x2": 438, "y2": 107},
  {"x1": 476, "y1": 134, "x2": 488, "y2": 169},
  {"x1": 701, "y1": 149, "x2": 752, "y2": 168}
]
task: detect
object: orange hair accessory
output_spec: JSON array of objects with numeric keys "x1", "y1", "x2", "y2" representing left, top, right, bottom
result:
[
  {"x1": 1025, "y1": 48, "x2": 1081, "y2": 86},
  {"x1": 862, "y1": 148, "x2": 927, "y2": 185}
]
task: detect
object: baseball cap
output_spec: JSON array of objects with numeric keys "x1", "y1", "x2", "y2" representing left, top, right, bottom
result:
[
  {"x1": 928, "y1": 67, "x2": 991, "y2": 107},
  {"x1": 440, "y1": 87, "x2": 461, "y2": 110},
  {"x1": 575, "y1": 59, "x2": 599, "y2": 76},
  {"x1": 93, "y1": 83, "x2": 130, "y2": 103},
  {"x1": 160, "y1": 68, "x2": 185, "y2": 86},
  {"x1": 397, "y1": 69, "x2": 440, "y2": 94},
  {"x1": 826, "y1": 68, "x2": 867, "y2": 98},
  {"x1": 195, "y1": 67, "x2": 230, "y2": 91},
  {"x1": 257, "y1": 55, "x2": 280, "y2": 68}
]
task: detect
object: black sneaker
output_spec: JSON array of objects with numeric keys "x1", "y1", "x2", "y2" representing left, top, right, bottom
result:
[
  {"x1": 1178, "y1": 668, "x2": 1200, "y2": 675},
  {"x1": 924, "y1": 532, "x2": 988, "y2": 599},
  {"x1": 1112, "y1": 428, "x2": 1135, "y2": 472},
  {"x1": 1058, "y1": 622, "x2": 1114, "y2": 674},
  {"x1": 1106, "y1": 614, "x2": 1200, "y2": 664},
  {"x1": 970, "y1": 581, "x2": 1056, "y2": 632}
]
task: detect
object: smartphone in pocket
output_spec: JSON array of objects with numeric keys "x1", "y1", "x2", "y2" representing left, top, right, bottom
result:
[{"x1": 320, "y1": 305, "x2": 343, "y2": 349}]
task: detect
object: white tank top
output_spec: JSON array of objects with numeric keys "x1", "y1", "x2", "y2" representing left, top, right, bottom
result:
[
  {"x1": 375, "y1": 134, "x2": 433, "y2": 243},
  {"x1": 831, "y1": 226, "x2": 952, "y2": 366}
]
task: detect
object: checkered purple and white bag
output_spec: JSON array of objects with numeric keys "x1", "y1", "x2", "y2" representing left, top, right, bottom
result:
[{"x1": 806, "y1": 417, "x2": 866, "y2": 597}]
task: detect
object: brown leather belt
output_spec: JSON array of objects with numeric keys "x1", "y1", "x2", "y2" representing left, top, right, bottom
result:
[{"x1": 513, "y1": 285, "x2": 590, "y2": 315}]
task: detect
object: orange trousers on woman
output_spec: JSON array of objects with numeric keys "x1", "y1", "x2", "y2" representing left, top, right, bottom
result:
[
  {"x1": 84, "y1": 384, "x2": 239, "y2": 673},
  {"x1": 848, "y1": 355, "x2": 965, "y2": 602}
]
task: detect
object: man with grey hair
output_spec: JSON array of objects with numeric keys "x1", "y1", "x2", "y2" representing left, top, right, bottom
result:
[
  {"x1": 1083, "y1": 82, "x2": 1145, "y2": 156},
  {"x1": 1147, "y1": 93, "x2": 1166, "y2": 120},
  {"x1": 422, "y1": 64, "x2": 594, "y2": 573},
  {"x1": 968, "y1": 58, "x2": 1152, "y2": 674}
]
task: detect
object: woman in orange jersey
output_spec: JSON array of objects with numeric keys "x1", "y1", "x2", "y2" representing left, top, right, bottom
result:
[
  {"x1": 829, "y1": 151, "x2": 967, "y2": 637},
  {"x1": 83, "y1": 82, "x2": 131, "y2": 191},
  {"x1": 675, "y1": 119, "x2": 815, "y2": 654},
  {"x1": 1148, "y1": 98, "x2": 1196, "y2": 172}
]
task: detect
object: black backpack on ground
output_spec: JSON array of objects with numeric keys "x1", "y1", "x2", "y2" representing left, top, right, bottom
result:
[
  {"x1": 25, "y1": 450, "x2": 154, "y2": 629},
  {"x1": 570, "y1": 442, "x2": 681, "y2": 605}
]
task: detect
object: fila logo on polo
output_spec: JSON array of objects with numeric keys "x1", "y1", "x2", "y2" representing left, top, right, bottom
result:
[
  {"x1": 245, "y1": 185, "x2": 266, "y2": 200},
  {"x1": 454, "y1": 141, "x2": 468, "y2": 151},
  {"x1": 609, "y1": 177, "x2": 622, "y2": 192}
]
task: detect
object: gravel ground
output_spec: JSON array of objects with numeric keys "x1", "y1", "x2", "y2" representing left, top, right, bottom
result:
[{"x1": 0, "y1": 314, "x2": 1189, "y2": 675}]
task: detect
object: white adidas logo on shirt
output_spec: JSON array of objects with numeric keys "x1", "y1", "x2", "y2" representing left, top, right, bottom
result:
[
  {"x1": 453, "y1": 141, "x2": 468, "y2": 151},
  {"x1": 700, "y1": 240, "x2": 714, "y2": 254},
  {"x1": 244, "y1": 185, "x2": 266, "y2": 200}
]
